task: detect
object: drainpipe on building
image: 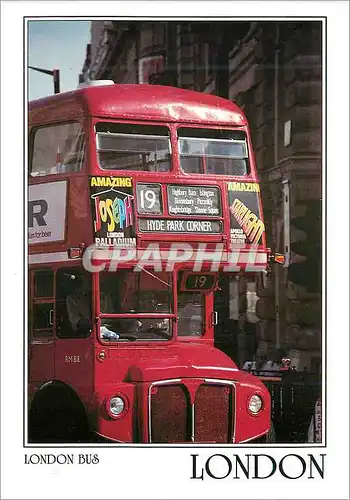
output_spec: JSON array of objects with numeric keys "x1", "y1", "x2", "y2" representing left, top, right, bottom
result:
[
  {"x1": 274, "y1": 23, "x2": 280, "y2": 349},
  {"x1": 167, "y1": 23, "x2": 178, "y2": 87},
  {"x1": 282, "y1": 179, "x2": 291, "y2": 268},
  {"x1": 275, "y1": 219, "x2": 282, "y2": 350}
]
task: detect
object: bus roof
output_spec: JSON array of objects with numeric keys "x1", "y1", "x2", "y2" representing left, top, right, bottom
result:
[{"x1": 29, "y1": 84, "x2": 247, "y2": 127}]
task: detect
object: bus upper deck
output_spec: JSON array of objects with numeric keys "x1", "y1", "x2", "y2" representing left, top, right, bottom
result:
[{"x1": 29, "y1": 82, "x2": 267, "y2": 272}]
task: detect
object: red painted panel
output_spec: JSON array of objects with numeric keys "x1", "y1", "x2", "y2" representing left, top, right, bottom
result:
[
  {"x1": 54, "y1": 338, "x2": 94, "y2": 403},
  {"x1": 29, "y1": 340, "x2": 55, "y2": 383},
  {"x1": 30, "y1": 84, "x2": 247, "y2": 127}
]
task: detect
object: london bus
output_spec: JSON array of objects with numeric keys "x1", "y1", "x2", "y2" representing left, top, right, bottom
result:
[{"x1": 28, "y1": 81, "x2": 273, "y2": 444}]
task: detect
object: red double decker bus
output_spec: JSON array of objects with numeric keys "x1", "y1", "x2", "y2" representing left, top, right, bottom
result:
[{"x1": 28, "y1": 81, "x2": 272, "y2": 443}]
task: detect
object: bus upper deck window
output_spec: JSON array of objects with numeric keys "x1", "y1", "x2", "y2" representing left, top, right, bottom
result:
[
  {"x1": 31, "y1": 122, "x2": 85, "y2": 177},
  {"x1": 95, "y1": 123, "x2": 171, "y2": 173},
  {"x1": 178, "y1": 128, "x2": 249, "y2": 176}
]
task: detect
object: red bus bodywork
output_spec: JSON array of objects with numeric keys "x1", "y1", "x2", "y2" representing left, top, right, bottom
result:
[{"x1": 28, "y1": 83, "x2": 271, "y2": 444}]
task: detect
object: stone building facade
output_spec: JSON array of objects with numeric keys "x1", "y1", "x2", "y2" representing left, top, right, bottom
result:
[{"x1": 80, "y1": 21, "x2": 322, "y2": 372}]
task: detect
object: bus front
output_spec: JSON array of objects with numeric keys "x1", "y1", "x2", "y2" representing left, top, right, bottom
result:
[{"x1": 87, "y1": 99, "x2": 271, "y2": 443}]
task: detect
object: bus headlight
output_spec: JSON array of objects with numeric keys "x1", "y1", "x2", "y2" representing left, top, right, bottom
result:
[
  {"x1": 107, "y1": 396, "x2": 125, "y2": 417},
  {"x1": 248, "y1": 394, "x2": 263, "y2": 414}
]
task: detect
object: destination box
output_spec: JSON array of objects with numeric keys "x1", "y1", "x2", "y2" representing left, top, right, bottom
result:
[
  {"x1": 138, "y1": 218, "x2": 222, "y2": 233},
  {"x1": 167, "y1": 185, "x2": 221, "y2": 216}
]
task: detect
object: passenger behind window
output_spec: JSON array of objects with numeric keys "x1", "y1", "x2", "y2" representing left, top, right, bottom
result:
[{"x1": 178, "y1": 296, "x2": 203, "y2": 336}]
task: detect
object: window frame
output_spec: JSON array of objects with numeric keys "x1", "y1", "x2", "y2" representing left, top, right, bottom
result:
[
  {"x1": 30, "y1": 269, "x2": 55, "y2": 339},
  {"x1": 95, "y1": 121, "x2": 172, "y2": 174},
  {"x1": 29, "y1": 267, "x2": 92, "y2": 341},
  {"x1": 30, "y1": 120, "x2": 86, "y2": 178},
  {"x1": 177, "y1": 127, "x2": 250, "y2": 177},
  {"x1": 55, "y1": 267, "x2": 92, "y2": 340}
]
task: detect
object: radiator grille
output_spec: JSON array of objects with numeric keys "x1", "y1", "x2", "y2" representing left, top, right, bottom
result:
[
  {"x1": 194, "y1": 384, "x2": 232, "y2": 442},
  {"x1": 149, "y1": 381, "x2": 234, "y2": 443},
  {"x1": 150, "y1": 384, "x2": 189, "y2": 443}
]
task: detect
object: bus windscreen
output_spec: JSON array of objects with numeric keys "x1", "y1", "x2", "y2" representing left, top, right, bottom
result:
[{"x1": 99, "y1": 269, "x2": 173, "y2": 341}]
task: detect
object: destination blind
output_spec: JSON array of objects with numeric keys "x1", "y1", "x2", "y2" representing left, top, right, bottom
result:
[
  {"x1": 138, "y1": 219, "x2": 222, "y2": 233},
  {"x1": 167, "y1": 185, "x2": 221, "y2": 216}
]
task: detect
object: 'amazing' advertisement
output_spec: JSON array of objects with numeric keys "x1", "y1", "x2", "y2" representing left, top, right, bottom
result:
[
  {"x1": 227, "y1": 182, "x2": 265, "y2": 245},
  {"x1": 90, "y1": 177, "x2": 136, "y2": 248}
]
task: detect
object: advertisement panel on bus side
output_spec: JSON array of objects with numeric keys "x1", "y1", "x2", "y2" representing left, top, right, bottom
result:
[
  {"x1": 28, "y1": 180, "x2": 67, "y2": 245},
  {"x1": 90, "y1": 176, "x2": 136, "y2": 248},
  {"x1": 227, "y1": 182, "x2": 265, "y2": 246}
]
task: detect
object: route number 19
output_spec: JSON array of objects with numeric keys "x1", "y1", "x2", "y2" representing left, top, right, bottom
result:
[
  {"x1": 137, "y1": 184, "x2": 161, "y2": 214},
  {"x1": 184, "y1": 273, "x2": 216, "y2": 291},
  {"x1": 193, "y1": 275, "x2": 207, "y2": 288},
  {"x1": 140, "y1": 189, "x2": 156, "y2": 209}
]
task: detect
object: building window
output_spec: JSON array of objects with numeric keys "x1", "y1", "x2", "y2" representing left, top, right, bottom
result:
[{"x1": 138, "y1": 55, "x2": 165, "y2": 84}]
